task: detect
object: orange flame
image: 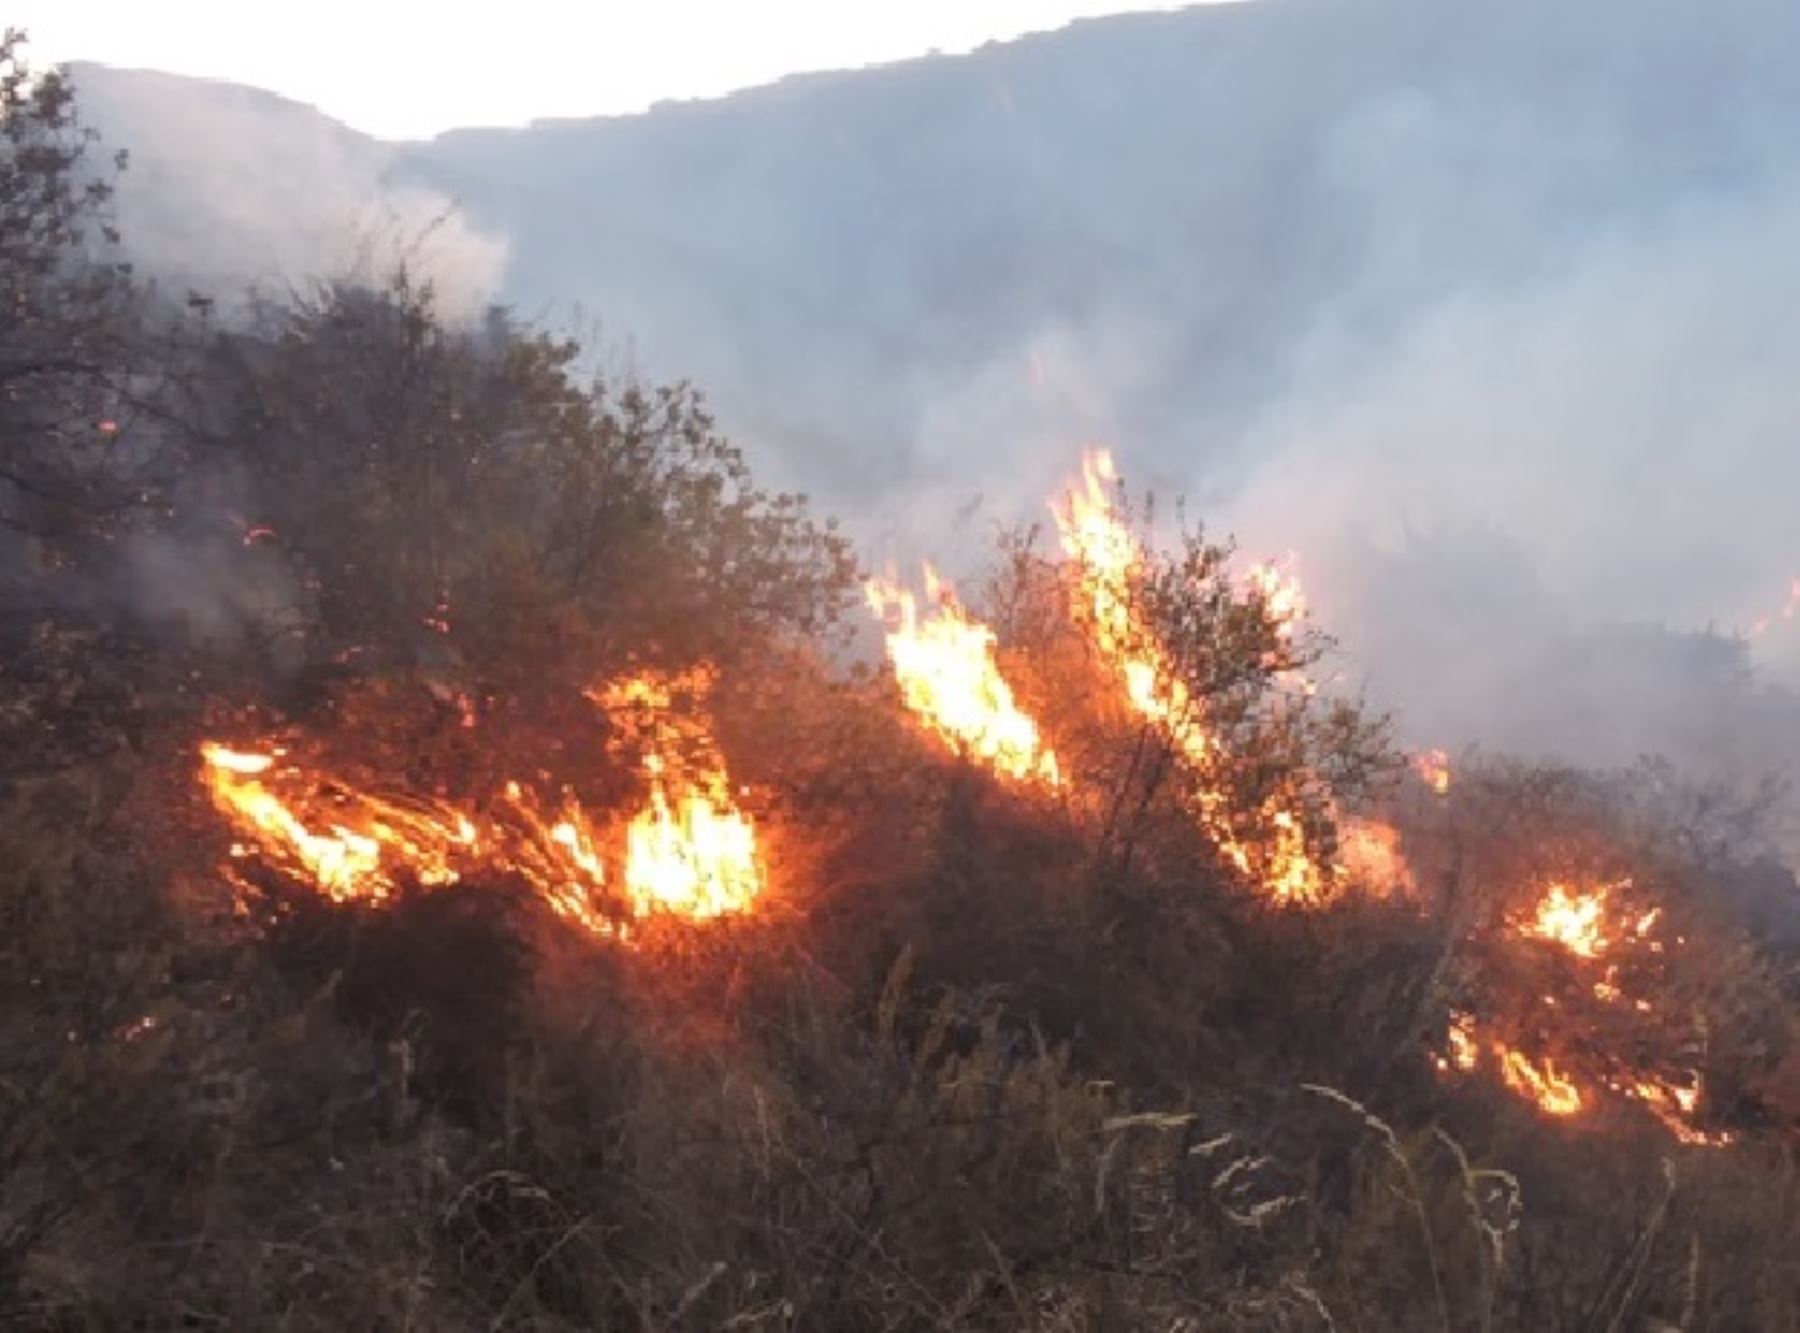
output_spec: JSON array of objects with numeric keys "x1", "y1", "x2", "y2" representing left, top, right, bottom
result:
[
  {"x1": 1616, "y1": 1076, "x2": 1733, "y2": 1147},
  {"x1": 1514, "y1": 880, "x2": 1617, "y2": 959},
  {"x1": 1436, "y1": 1010, "x2": 1479, "y2": 1073},
  {"x1": 593, "y1": 668, "x2": 766, "y2": 921},
  {"x1": 1052, "y1": 450, "x2": 1334, "y2": 906},
  {"x1": 201, "y1": 744, "x2": 618, "y2": 933},
  {"x1": 1337, "y1": 817, "x2": 1417, "y2": 899},
  {"x1": 1244, "y1": 558, "x2": 1307, "y2": 647},
  {"x1": 1436, "y1": 1012, "x2": 1585, "y2": 1116},
  {"x1": 866, "y1": 568, "x2": 1060, "y2": 788},
  {"x1": 1412, "y1": 748, "x2": 1452, "y2": 795},
  {"x1": 1493, "y1": 1041, "x2": 1585, "y2": 1116},
  {"x1": 200, "y1": 743, "x2": 472, "y2": 904}
]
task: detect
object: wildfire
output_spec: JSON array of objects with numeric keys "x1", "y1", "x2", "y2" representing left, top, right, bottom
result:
[
  {"x1": 1244, "y1": 559, "x2": 1307, "y2": 646},
  {"x1": 200, "y1": 743, "x2": 475, "y2": 904},
  {"x1": 1494, "y1": 1042, "x2": 1585, "y2": 1117},
  {"x1": 1617, "y1": 1077, "x2": 1733, "y2": 1147},
  {"x1": 1435, "y1": 1012, "x2": 1584, "y2": 1116},
  {"x1": 1053, "y1": 450, "x2": 1336, "y2": 906},
  {"x1": 1437, "y1": 1010, "x2": 1479, "y2": 1073},
  {"x1": 199, "y1": 669, "x2": 769, "y2": 933},
  {"x1": 865, "y1": 568, "x2": 1061, "y2": 788},
  {"x1": 1513, "y1": 880, "x2": 1618, "y2": 959},
  {"x1": 1747, "y1": 574, "x2": 1800, "y2": 637},
  {"x1": 1337, "y1": 817, "x2": 1417, "y2": 898},
  {"x1": 1412, "y1": 748, "x2": 1452, "y2": 795},
  {"x1": 593, "y1": 667, "x2": 766, "y2": 921}
]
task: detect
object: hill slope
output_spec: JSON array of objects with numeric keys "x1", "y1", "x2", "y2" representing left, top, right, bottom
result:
[{"x1": 68, "y1": 0, "x2": 1800, "y2": 782}]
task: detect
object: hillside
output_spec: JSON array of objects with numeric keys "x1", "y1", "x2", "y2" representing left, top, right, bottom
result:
[
  {"x1": 68, "y1": 0, "x2": 1800, "y2": 795},
  {"x1": 4, "y1": 17, "x2": 1799, "y2": 1327}
]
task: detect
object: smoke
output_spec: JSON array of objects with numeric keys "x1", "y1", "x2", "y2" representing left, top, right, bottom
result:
[
  {"x1": 66, "y1": 0, "x2": 1800, "y2": 812},
  {"x1": 68, "y1": 64, "x2": 508, "y2": 319}
]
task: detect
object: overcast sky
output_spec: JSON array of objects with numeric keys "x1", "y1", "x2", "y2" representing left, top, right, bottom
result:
[{"x1": 13, "y1": 1, "x2": 1225, "y2": 139}]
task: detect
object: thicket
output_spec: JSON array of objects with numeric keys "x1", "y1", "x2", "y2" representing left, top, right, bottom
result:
[{"x1": 2, "y1": 33, "x2": 1796, "y2": 1330}]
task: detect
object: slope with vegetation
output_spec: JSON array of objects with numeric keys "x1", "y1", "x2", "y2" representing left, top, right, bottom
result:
[{"x1": 3, "y1": 35, "x2": 1797, "y2": 1331}]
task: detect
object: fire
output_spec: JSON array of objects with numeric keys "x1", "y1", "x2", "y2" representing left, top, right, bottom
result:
[
  {"x1": 1337, "y1": 817, "x2": 1417, "y2": 898},
  {"x1": 1494, "y1": 1042, "x2": 1585, "y2": 1117},
  {"x1": 593, "y1": 667, "x2": 766, "y2": 921},
  {"x1": 200, "y1": 743, "x2": 472, "y2": 904},
  {"x1": 1053, "y1": 451, "x2": 1209, "y2": 765},
  {"x1": 1437, "y1": 1013, "x2": 1585, "y2": 1116},
  {"x1": 494, "y1": 780, "x2": 616, "y2": 937},
  {"x1": 201, "y1": 668, "x2": 770, "y2": 932},
  {"x1": 1617, "y1": 1077, "x2": 1733, "y2": 1147},
  {"x1": 201, "y1": 746, "x2": 616, "y2": 934},
  {"x1": 1053, "y1": 450, "x2": 1335, "y2": 906},
  {"x1": 1513, "y1": 880, "x2": 1616, "y2": 959},
  {"x1": 1438, "y1": 1010, "x2": 1479, "y2": 1072},
  {"x1": 1412, "y1": 748, "x2": 1452, "y2": 795},
  {"x1": 1747, "y1": 574, "x2": 1800, "y2": 637},
  {"x1": 1244, "y1": 558, "x2": 1307, "y2": 648},
  {"x1": 620, "y1": 756, "x2": 764, "y2": 919},
  {"x1": 865, "y1": 568, "x2": 1061, "y2": 788}
]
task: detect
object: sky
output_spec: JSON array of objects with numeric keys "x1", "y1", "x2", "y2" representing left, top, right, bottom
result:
[{"x1": 13, "y1": 0, "x2": 1211, "y2": 140}]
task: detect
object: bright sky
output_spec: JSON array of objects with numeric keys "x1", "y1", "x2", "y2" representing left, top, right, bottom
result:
[{"x1": 12, "y1": 1, "x2": 1212, "y2": 140}]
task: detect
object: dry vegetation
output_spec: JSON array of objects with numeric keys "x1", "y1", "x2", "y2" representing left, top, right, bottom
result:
[{"x1": 2, "y1": 33, "x2": 1798, "y2": 1330}]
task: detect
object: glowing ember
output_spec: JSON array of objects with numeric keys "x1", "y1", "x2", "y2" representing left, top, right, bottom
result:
[
  {"x1": 1412, "y1": 748, "x2": 1452, "y2": 795},
  {"x1": 593, "y1": 667, "x2": 766, "y2": 921},
  {"x1": 1437, "y1": 1010, "x2": 1479, "y2": 1073},
  {"x1": 865, "y1": 568, "x2": 1061, "y2": 788},
  {"x1": 1052, "y1": 450, "x2": 1334, "y2": 906}
]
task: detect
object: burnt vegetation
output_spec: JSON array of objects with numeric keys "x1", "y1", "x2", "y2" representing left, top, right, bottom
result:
[{"x1": 3, "y1": 35, "x2": 1798, "y2": 1331}]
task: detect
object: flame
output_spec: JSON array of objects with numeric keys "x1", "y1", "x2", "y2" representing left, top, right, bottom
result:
[
  {"x1": 1436, "y1": 1012, "x2": 1586, "y2": 1118},
  {"x1": 1053, "y1": 450, "x2": 1334, "y2": 906},
  {"x1": 200, "y1": 743, "x2": 616, "y2": 931},
  {"x1": 1616, "y1": 1076, "x2": 1733, "y2": 1147},
  {"x1": 865, "y1": 568, "x2": 1061, "y2": 788},
  {"x1": 1412, "y1": 749, "x2": 1452, "y2": 795},
  {"x1": 201, "y1": 743, "x2": 467, "y2": 903},
  {"x1": 1746, "y1": 574, "x2": 1800, "y2": 638},
  {"x1": 1436, "y1": 1010, "x2": 1479, "y2": 1073},
  {"x1": 1493, "y1": 1041, "x2": 1585, "y2": 1116},
  {"x1": 495, "y1": 780, "x2": 616, "y2": 937},
  {"x1": 1514, "y1": 881, "x2": 1616, "y2": 959},
  {"x1": 1244, "y1": 558, "x2": 1309, "y2": 660},
  {"x1": 1337, "y1": 817, "x2": 1417, "y2": 898},
  {"x1": 593, "y1": 668, "x2": 766, "y2": 921}
]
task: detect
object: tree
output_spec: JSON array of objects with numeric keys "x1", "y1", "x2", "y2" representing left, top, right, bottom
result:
[
  {"x1": 0, "y1": 30, "x2": 144, "y2": 552},
  {"x1": 174, "y1": 271, "x2": 858, "y2": 696}
]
